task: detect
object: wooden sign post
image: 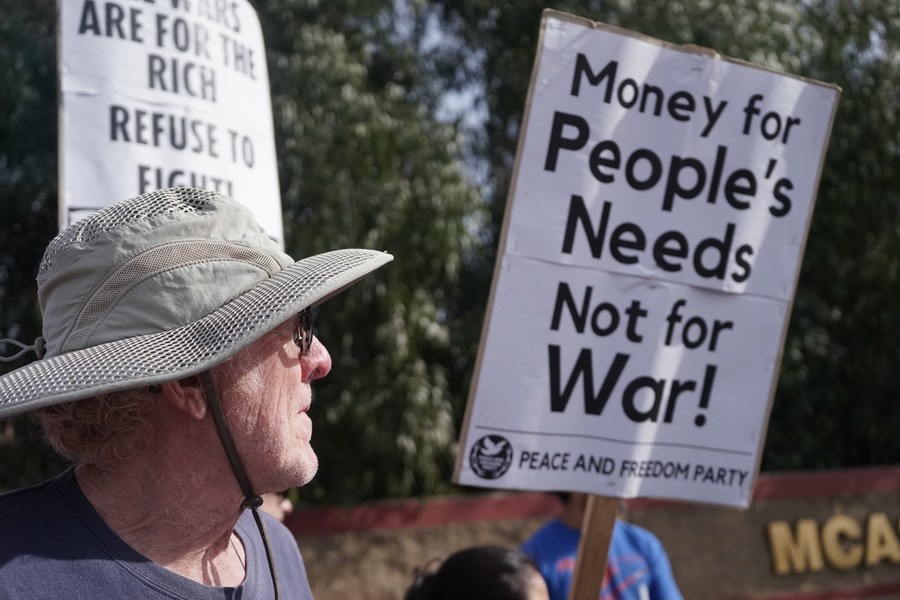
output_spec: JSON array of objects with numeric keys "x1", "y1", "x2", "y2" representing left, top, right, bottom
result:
[{"x1": 568, "y1": 495, "x2": 619, "y2": 600}]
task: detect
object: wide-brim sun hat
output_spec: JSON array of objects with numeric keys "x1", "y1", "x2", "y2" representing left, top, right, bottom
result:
[{"x1": 0, "y1": 187, "x2": 393, "y2": 420}]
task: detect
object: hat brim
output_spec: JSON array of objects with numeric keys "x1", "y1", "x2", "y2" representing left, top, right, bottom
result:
[{"x1": 0, "y1": 249, "x2": 392, "y2": 419}]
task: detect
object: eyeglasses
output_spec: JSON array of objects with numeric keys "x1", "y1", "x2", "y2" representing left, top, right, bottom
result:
[{"x1": 292, "y1": 308, "x2": 314, "y2": 356}]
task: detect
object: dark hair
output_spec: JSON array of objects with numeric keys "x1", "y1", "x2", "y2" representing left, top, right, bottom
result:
[{"x1": 404, "y1": 546, "x2": 540, "y2": 600}]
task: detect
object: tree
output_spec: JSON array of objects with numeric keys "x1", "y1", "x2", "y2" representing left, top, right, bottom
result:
[
  {"x1": 0, "y1": 0, "x2": 67, "y2": 489},
  {"x1": 768, "y1": 0, "x2": 900, "y2": 468},
  {"x1": 259, "y1": 0, "x2": 488, "y2": 503},
  {"x1": 430, "y1": 0, "x2": 900, "y2": 470}
]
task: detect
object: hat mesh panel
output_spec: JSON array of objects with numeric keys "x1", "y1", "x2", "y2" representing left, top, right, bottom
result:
[{"x1": 40, "y1": 188, "x2": 216, "y2": 275}]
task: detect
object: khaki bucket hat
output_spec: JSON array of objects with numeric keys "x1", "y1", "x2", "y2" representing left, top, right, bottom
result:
[{"x1": 0, "y1": 187, "x2": 392, "y2": 419}]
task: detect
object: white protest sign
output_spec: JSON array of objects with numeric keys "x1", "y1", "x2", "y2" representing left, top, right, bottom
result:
[
  {"x1": 59, "y1": 0, "x2": 283, "y2": 243},
  {"x1": 454, "y1": 12, "x2": 840, "y2": 508}
]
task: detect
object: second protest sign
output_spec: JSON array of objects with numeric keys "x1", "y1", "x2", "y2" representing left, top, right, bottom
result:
[{"x1": 455, "y1": 11, "x2": 840, "y2": 508}]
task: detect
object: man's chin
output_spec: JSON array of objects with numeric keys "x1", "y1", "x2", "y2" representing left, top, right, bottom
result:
[
  {"x1": 258, "y1": 449, "x2": 318, "y2": 491},
  {"x1": 288, "y1": 453, "x2": 319, "y2": 488}
]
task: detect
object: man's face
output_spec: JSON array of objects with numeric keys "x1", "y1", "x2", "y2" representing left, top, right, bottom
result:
[{"x1": 218, "y1": 318, "x2": 332, "y2": 493}]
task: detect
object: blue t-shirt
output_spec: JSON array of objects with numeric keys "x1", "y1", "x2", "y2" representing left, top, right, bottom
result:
[
  {"x1": 0, "y1": 469, "x2": 314, "y2": 599},
  {"x1": 522, "y1": 518, "x2": 683, "y2": 600}
]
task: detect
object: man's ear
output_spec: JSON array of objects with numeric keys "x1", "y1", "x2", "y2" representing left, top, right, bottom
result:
[{"x1": 159, "y1": 376, "x2": 208, "y2": 420}]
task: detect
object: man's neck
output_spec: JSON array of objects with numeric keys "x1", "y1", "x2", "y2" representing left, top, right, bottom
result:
[{"x1": 74, "y1": 454, "x2": 247, "y2": 587}]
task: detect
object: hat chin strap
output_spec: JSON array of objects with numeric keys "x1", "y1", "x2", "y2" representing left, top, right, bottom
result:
[{"x1": 201, "y1": 370, "x2": 281, "y2": 599}]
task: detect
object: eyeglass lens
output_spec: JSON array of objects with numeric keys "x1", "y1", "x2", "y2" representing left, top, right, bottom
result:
[{"x1": 293, "y1": 309, "x2": 313, "y2": 355}]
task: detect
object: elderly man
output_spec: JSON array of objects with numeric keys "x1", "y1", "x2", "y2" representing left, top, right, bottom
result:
[{"x1": 0, "y1": 187, "x2": 392, "y2": 598}]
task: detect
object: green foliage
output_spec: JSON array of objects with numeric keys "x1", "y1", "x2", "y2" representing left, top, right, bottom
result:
[
  {"x1": 0, "y1": 0, "x2": 65, "y2": 488},
  {"x1": 0, "y1": 0, "x2": 57, "y2": 344},
  {"x1": 431, "y1": 0, "x2": 900, "y2": 471},
  {"x1": 258, "y1": 1, "x2": 488, "y2": 503},
  {"x1": 770, "y1": 0, "x2": 900, "y2": 468}
]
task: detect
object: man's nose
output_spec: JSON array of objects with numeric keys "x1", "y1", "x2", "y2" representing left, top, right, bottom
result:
[{"x1": 302, "y1": 337, "x2": 332, "y2": 382}]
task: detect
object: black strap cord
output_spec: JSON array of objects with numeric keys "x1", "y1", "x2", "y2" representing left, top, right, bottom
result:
[{"x1": 201, "y1": 370, "x2": 281, "y2": 599}]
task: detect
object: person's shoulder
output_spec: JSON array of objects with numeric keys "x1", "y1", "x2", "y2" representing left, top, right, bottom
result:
[
  {"x1": 524, "y1": 517, "x2": 567, "y2": 542},
  {"x1": 0, "y1": 472, "x2": 75, "y2": 563},
  {"x1": 0, "y1": 473, "x2": 56, "y2": 499},
  {"x1": 522, "y1": 517, "x2": 579, "y2": 558},
  {"x1": 616, "y1": 520, "x2": 659, "y2": 541},
  {"x1": 0, "y1": 483, "x2": 42, "y2": 504},
  {"x1": 0, "y1": 474, "x2": 62, "y2": 520},
  {"x1": 615, "y1": 520, "x2": 668, "y2": 557}
]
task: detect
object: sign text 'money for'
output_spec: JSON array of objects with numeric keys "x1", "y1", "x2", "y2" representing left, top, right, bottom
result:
[
  {"x1": 59, "y1": 0, "x2": 283, "y2": 242},
  {"x1": 455, "y1": 12, "x2": 840, "y2": 508}
]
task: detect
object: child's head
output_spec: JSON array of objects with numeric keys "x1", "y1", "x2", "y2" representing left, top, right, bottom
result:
[{"x1": 405, "y1": 545, "x2": 549, "y2": 600}]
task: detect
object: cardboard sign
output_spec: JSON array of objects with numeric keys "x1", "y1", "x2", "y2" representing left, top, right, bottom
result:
[
  {"x1": 454, "y1": 11, "x2": 840, "y2": 508},
  {"x1": 58, "y1": 0, "x2": 283, "y2": 243}
]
